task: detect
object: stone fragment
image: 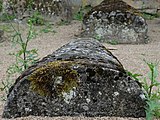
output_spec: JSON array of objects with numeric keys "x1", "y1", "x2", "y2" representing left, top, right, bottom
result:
[
  {"x1": 125, "y1": 0, "x2": 160, "y2": 14},
  {"x1": 82, "y1": 0, "x2": 148, "y2": 44},
  {"x1": 2, "y1": 38, "x2": 146, "y2": 118}
]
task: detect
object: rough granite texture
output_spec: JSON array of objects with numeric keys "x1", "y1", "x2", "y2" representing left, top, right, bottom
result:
[
  {"x1": 2, "y1": 0, "x2": 72, "y2": 21},
  {"x1": 2, "y1": 38, "x2": 146, "y2": 118},
  {"x1": 82, "y1": 0, "x2": 148, "y2": 44}
]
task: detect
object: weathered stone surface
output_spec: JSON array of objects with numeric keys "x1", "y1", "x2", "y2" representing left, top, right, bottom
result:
[
  {"x1": 2, "y1": 38, "x2": 146, "y2": 118},
  {"x1": 124, "y1": 0, "x2": 160, "y2": 14},
  {"x1": 82, "y1": 0, "x2": 148, "y2": 44},
  {"x1": 2, "y1": 0, "x2": 72, "y2": 22}
]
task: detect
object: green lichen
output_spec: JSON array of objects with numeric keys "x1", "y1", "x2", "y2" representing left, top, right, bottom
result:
[{"x1": 28, "y1": 61, "x2": 79, "y2": 96}]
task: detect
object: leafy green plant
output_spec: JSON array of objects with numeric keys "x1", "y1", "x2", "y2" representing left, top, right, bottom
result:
[
  {"x1": 143, "y1": 61, "x2": 160, "y2": 120},
  {"x1": 73, "y1": 5, "x2": 92, "y2": 21},
  {"x1": 142, "y1": 12, "x2": 159, "y2": 20},
  {"x1": 127, "y1": 61, "x2": 160, "y2": 120},
  {"x1": 0, "y1": 0, "x2": 2, "y2": 12},
  {"x1": 27, "y1": 11, "x2": 45, "y2": 25},
  {"x1": 10, "y1": 21, "x2": 39, "y2": 71},
  {"x1": 127, "y1": 71, "x2": 142, "y2": 81},
  {"x1": 140, "y1": 0, "x2": 160, "y2": 20},
  {"x1": 0, "y1": 13, "x2": 16, "y2": 22},
  {"x1": 0, "y1": 74, "x2": 14, "y2": 101},
  {"x1": 0, "y1": 11, "x2": 39, "y2": 101},
  {"x1": 0, "y1": 24, "x2": 13, "y2": 33},
  {"x1": 94, "y1": 34, "x2": 102, "y2": 41},
  {"x1": 107, "y1": 40, "x2": 119, "y2": 45},
  {"x1": 73, "y1": 9, "x2": 84, "y2": 21},
  {"x1": 40, "y1": 23, "x2": 56, "y2": 33},
  {"x1": 26, "y1": 0, "x2": 34, "y2": 10}
]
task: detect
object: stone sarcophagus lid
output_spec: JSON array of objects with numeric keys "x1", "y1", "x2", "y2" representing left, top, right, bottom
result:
[
  {"x1": 2, "y1": 38, "x2": 146, "y2": 118},
  {"x1": 82, "y1": 0, "x2": 148, "y2": 44}
]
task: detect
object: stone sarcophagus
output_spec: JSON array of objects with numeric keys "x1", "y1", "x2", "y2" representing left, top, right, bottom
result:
[
  {"x1": 2, "y1": 38, "x2": 146, "y2": 118},
  {"x1": 82, "y1": 0, "x2": 148, "y2": 44}
]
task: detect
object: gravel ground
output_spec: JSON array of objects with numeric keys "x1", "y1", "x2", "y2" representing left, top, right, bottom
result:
[{"x1": 0, "y1": 19, "x2": 160, "y2": 120}]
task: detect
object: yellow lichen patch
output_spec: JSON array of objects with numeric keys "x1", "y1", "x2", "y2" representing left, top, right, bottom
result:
[
  {"x1": 28, "y1": 61, "x2": 79, "y2": 96},
  {"x1": 56, "y1": 70, "x2": 79, "y2": 94}
]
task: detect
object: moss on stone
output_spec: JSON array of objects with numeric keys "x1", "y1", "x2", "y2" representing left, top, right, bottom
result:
[
  {"x1": 28, "y1": 61, "x2": 79, "y2": 96},
  {"x1": 84, "y1": 0, "x2": 142, "y2": 20}
]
